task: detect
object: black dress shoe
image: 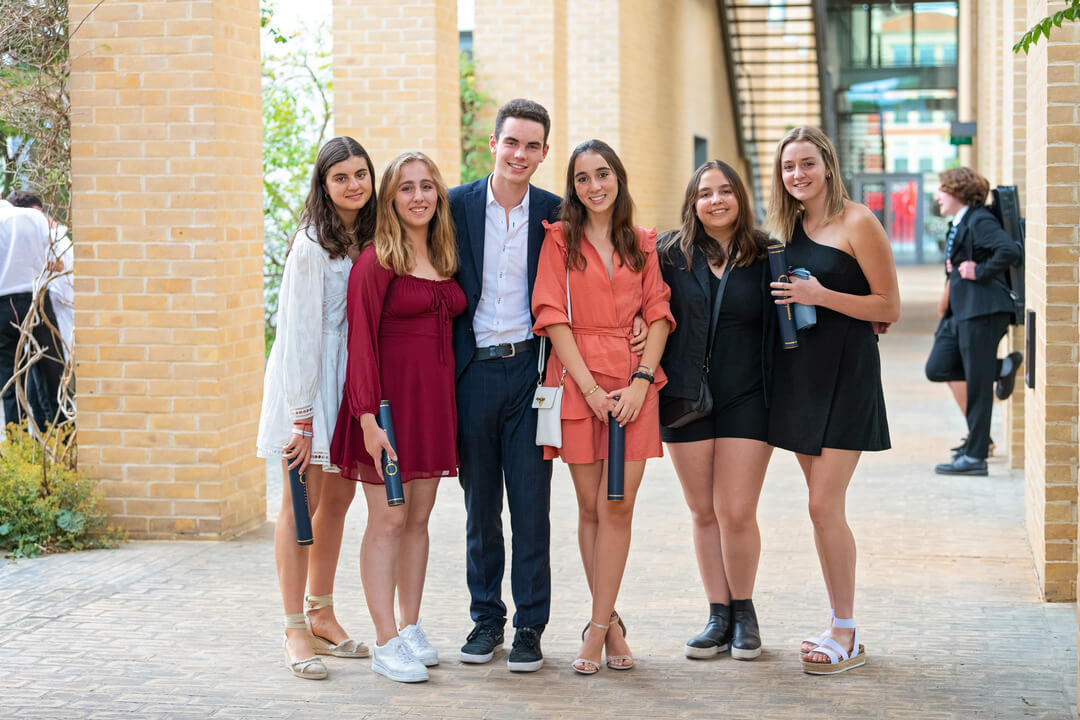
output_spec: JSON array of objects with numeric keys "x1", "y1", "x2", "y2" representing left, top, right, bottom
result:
[
  {"x1": 935, "y1": 456, "x2": 988, "y2": 476},
  {"x1": 506, "y1": 626, "x2": 543, "y2": 672},
  {"x1": 685, "y1": 602, "x2": 731, "y2": 658},
  {"x1": 730, "y1": 598, "x2": 761, "y2": 660},
  {"x1": 460, "y1": 622, "x2": 504, "y2": 664},
  {"x1": 996, "y1": 351, "x2": 1023, "y2": 400}
]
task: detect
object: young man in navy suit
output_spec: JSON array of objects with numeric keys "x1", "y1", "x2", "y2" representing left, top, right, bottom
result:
[{"x1": 449, "y1": 99, "x2": 561, "y2": 672}]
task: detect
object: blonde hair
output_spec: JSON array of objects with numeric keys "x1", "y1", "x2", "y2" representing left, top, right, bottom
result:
[
  {"x1": 765, "y1": 126, "x2": 849, "y2": 244},
  {"x1": 374, "y1": 152, "x2": 458, "y2": 277}
]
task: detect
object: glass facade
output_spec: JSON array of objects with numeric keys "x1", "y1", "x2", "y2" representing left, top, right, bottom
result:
[{"x1": 825, "y1": 1, "x2": 959, "y2": 264}]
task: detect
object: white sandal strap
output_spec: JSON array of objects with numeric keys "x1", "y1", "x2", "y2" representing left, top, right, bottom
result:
[
  {"x1": 306, "y1": 593, "x2": 333, "y2": 610},
  {"x1": 284, "y1": 613, "x2": 308, "y2": 630},
  {"x1": 831, "y1": 616, "x2": 856, "y2": 629},
  {"x1": 817, "y1": 636, "x2": 850, "y2": 662}
]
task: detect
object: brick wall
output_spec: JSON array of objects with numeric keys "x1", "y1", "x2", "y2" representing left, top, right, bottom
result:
[
  {"x1": 1020, "y1": 0, "x2": 1080, "y2": 602},
  {"x1": 333, "y1": 0, "x2": 461, "y2": 186},
  {"x1": 68, "y1": 0, "x2": 265, "y2": 539}
]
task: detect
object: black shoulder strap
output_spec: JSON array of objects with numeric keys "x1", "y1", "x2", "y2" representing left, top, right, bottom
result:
[{"x1": 703, "y1": 258, "x2": 734, "y2": 370}]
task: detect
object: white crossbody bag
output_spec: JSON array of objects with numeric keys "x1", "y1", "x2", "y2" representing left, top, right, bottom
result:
[{"x1": 533, "y1": 266, "x2": 571, "y2": 448}]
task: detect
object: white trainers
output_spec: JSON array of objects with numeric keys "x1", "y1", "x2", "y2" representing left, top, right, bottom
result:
[
  {"x1": 399, "y1": 620, "x2": 439, "y2": 666},
  {"x1": 371, "y1": 636, "x2": 429, "y2": 683}
]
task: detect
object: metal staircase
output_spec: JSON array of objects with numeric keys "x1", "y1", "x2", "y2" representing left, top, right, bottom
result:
[{"x1": 719, "y1": 0, "x2": 832, "y2": 219}]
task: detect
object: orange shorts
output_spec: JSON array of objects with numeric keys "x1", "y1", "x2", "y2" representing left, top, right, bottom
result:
[{"x1": 544, "y1": 386, "x2": 663, "y2": 464}]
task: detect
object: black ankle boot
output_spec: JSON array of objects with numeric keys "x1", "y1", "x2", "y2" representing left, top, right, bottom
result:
[
  {"x1": 684, "y1": 602, "x2": 732, "y2": 658},
  {"x1": 730, "y1": 598, "x2": 761, "y2": 660}
]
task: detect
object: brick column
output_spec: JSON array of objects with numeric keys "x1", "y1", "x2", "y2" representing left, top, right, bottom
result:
[
  {"x1": 1022, "y1": 0, "x2": 1080, "y2": 602},
  {"x1": 1002, "y1": 0, "x2": 1028, "y2": 469},
  {"x1": 69, "y1": 0, "x2": 265, "y2": 539},
  {"x1": 472, "y1": 0, "x2": 568, "y2": 193},
  {"x1": 333, "y1": 0, "x2": 461, "y2": 185}
]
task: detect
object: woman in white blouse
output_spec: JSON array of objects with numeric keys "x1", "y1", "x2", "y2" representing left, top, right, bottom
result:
[{"x1": 256, "y1": 137, "x2": 377, "y2": 680}]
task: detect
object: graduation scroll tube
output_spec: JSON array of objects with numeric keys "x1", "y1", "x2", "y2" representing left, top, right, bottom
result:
[
  {"x1": 288, "y1": 465, "x2": 314, "y2": 546},
  {"x1": 376, "y1": 401, "x2": 405, "y2": 507},
  {"x1": 767, "y1": 241, "x2": 800, "y2": 350},
  {"x1": 607, "y1": 414, "x2": 625, "y2": 501}
]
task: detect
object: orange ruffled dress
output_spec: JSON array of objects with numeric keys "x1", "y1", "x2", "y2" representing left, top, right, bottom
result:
[{"x1": 531, "y1": 221, "x2": 675, "y2": 464}]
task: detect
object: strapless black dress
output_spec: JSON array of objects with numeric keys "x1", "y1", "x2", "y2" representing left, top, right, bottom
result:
[{"x1": 767, "y1": 220, "x2": 890, "y2": 455}]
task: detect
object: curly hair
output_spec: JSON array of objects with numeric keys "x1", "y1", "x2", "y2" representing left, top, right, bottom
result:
[{"x1": 938, "y1": 167, "x2": 990, "y2": 208}]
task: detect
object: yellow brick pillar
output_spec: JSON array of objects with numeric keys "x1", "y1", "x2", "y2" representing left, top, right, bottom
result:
[
  {"x1": 333, "y1": 0, "x2": 461, "y2": 186},
  {"x1": 1003, "y1": 0, "x2": 1028, "y2": 470},
  {"x1": 69, "y1": 0, "x2": 265, "y2": 539},
  {"x1": 1021, "y1": 0, "x2": 1080, "y2": 602},
  {"x1": 472, "y1": 0, "x2": 568, "y2": 194}
]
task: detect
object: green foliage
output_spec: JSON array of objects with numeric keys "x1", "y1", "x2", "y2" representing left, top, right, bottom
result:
[
  {"x1": 261, "y1": 13, "x2": 332, "y2": 354},
  {"x1": 1014, "y1": 1, "x2": 1079, "y2": 53},
  {"x1": 460, "y1": 52, "x2": 494, "y2": 184},
  {"x1": 0, "y1": 0, "x2": 70, "y2": 221},
  {"x1": 0, "y1": 423, "x2": 126, "y2": 558}
]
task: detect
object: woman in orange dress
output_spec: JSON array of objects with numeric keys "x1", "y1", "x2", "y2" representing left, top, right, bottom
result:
[{"x1": 532, "y1": 139, "x2": 673, "y2": 675}]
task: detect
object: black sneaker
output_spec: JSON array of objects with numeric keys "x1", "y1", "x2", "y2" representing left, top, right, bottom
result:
[
  {"x1": 507, "y1": 626, "x2": 544, "y2": 672},
  {"x1": 459, "y1": 622, "x2": 503, "y2": 664}
]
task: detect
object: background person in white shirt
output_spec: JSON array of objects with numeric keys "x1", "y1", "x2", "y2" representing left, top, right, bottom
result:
[{"x1": 0, "y1": 196, "x2": 65, "y2": 428}]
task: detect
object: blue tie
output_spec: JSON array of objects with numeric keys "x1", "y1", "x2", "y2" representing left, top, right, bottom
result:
[{"x1": 944, "y1": 221, "x2": 958, "y2": 259}]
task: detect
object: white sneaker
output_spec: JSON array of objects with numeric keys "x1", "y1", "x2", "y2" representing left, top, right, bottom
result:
[
  {"x1": 399, "y1": 620, "x2": 439, "y2": 666},
  {"x1": 371, "y1": 636, "x2": 429, "y2": 683}
]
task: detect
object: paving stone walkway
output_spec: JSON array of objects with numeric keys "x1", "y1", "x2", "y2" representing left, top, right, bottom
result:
[{"x1": 1, "y1": 265, "x2": 1076, "y2": 719}]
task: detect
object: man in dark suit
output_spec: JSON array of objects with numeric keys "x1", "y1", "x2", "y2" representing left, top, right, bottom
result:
[
  {"x1": 925, "y1": 167, "x2": 1022, "y2": 476},
  {"x1": 449, "y1": 99, "x2": 560, "y2": 672}
]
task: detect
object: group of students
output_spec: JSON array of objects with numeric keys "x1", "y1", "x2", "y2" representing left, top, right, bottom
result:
[{"x1": 255, "y1": 98, "x2": 899, "y2": 684}]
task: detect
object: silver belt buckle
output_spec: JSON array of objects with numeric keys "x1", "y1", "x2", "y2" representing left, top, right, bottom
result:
[{"x1": 504, "y1": 342, "x2": 517, "y2": 358}]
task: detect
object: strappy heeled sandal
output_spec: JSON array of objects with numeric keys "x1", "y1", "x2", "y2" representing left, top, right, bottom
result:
[
  {"x1": 800, "y1": 608, "x2": 834, "y2": 655},
  {"x1": 605, "y1": 611, "x2": 633, "y2": 670},
  {"x1": 572, "y1": 620, "x2": 608, "y2": 675},
  {"x1": 305, "y1": 593, "x2": 369, "y2": 658},
  {"x1": 801, "y1": 617, "x2": 866, "y2": 675},
  {"x1": 284, "y1": 613, "x2": 328, "y2": 680}
]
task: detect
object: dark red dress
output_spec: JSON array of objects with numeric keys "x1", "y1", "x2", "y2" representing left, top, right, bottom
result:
[{"x1": 330, "y1": 246, "x2": 466, "y2": 484}]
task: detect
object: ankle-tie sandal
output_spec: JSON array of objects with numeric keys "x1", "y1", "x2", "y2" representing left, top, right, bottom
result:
[
  {"x1": 572, "y1": 621, "x2": 608, "y2": 675},
  {"x1": 801, "y1": 616, "x2": 866, "y2": 675},
  {"x1": 305, "y1": 593, "x2": 369, "y2": 658},
  {"x1": 605, "y1": 612, "x2": 633, "y2": 670},
  {"x1": 283, "y1": 614, "x2": 328, "y2": 680}
]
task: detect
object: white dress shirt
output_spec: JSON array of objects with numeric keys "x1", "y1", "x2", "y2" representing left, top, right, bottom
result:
[
  {"x1": 0, "y1": 199, "x2": 51, "y2": 297},
  {"x1": 472, "y1": 177, "x2": 533, "y2": 347}
]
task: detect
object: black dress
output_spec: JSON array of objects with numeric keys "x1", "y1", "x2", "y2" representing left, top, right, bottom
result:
[
  {"x1": 662, "y1": 258, "x2": 770, "y2": 444},
  {"x1": 767, "y1": 220, "x2": 890, "y2": 455}
]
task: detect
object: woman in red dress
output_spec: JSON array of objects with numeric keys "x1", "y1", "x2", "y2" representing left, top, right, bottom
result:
[
  {"x1": 532, "y1": 139, "x2": 673, "y2": 675},
  {"x1": 330, "y1": 152, "x2": 465, "y2": 684}
]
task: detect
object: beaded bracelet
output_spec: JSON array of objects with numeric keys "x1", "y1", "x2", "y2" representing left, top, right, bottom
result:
[{"x1": 583, "y1": 383, "x2": 601, "y2": 398}]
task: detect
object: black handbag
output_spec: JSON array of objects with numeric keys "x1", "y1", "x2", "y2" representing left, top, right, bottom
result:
[{"x1": 660, "y1": 259, "x2": 732, "y2": 428}]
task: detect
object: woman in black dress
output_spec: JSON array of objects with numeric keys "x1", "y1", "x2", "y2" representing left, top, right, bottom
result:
[
  {"x1": 765, "y1": 127, "x2": 899, "y2": 675},
  {"x1": 659, "y1": 161, "x2": 775, "y2": 662}
]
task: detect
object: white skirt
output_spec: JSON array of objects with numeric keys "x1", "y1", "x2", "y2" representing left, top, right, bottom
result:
[{"x1": 256, "y1": 329, "x2": 346, "y2": 472}]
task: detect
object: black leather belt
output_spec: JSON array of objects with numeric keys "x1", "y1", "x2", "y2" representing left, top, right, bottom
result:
[{"x1": 474, "y1": 338, "x2": 536, "y2": 361}]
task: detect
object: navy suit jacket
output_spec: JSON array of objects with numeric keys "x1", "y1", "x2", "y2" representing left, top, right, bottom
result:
[
  {"x1": 946, "y1": 206, "x2": 1019, "y2": 322},
  {"x1": 449, "y1": 175, "x2": 562, "y2": 380}
]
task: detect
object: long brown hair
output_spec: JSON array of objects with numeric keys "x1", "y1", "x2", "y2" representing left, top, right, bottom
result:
[
  {"x1": 663, "y1": 159, "x2": 764, "y2": 270},
  {"x1": 374, "y1": 152, "x2": 458, "y2": 278},
  {"x1": 559, "y1": 139, "x2": 644, "y2": 273},
  {"x1": 292, "y1": 136, "x2": 377, "y2": 258},
  {"x1": 765, "y1": 126, "x2": 848, "y2": 244}
]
